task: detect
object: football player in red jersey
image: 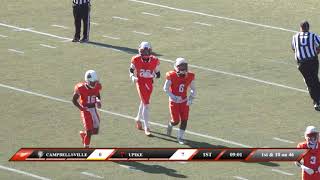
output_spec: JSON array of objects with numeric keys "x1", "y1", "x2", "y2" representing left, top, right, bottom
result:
[
  {"x1": 296, "y1": 126, "x2": 320, "y2": 180},
  {"x1": 163, "y1": 58, "x2": 196, "y2": 144},
  {"x1": 72, "y1": 70, "x2": 102, "y2": 148},
  {"x1": 129, "y1": 42, "x2": 160, "y2": 136}
]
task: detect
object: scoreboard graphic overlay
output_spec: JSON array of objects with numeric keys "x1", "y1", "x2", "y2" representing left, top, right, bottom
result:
[{"x1": 10, "y1": 148, "x2": 308, "y2": 161}]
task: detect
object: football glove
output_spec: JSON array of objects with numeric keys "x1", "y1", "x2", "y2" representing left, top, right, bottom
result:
[
  {"x1": 301, "y1": 165, "x2": 314, "y2": 175},
  {"x1": 130, "y1": 74, "x2": 138, "y2": 83},
  {"x1": 170, "y1": 95, "x2": 182, "y2": 102},
  {"x1": 187, "y1": 95, "x2": 195, "y2": 106}
]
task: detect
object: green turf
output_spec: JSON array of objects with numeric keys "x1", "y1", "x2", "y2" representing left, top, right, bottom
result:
[{"x1": 1, "y1": 0, "x2": 319, "y2": 179}]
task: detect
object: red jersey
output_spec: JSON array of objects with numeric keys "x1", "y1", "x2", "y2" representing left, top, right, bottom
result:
[
  {"x1": 297, "y1": 141, "x2": 320, "y2": 180},
  {"x1": 131, "y1": 55, "x2": 160, "y2": 83},
  {"x1": 166, "y1": 71, "x2": 195, "y2": 99},
  {"x1": 74, "y1": 82, "x2": 102, "y2": 107}
]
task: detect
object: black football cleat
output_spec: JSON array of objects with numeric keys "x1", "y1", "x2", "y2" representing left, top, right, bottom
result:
[
  {"x1": 72, "y1": 38, "x2": 80, "y2": 42},
  {"x1": 80, "y1": 38, "x2": 89, "y2": 43}
]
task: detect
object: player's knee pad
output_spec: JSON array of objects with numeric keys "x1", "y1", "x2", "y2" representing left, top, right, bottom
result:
[{"x1": 180, "y1": 121, "x2": 188, "y2": 130}]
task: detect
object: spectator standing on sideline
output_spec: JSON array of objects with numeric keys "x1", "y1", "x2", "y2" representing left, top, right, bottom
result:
[
  {"x1": 292, "y1": 21, "x2": 320, "y2": 111},
  {"x1": 72, "y1": 0, "x2": 91, "y2": 43}
]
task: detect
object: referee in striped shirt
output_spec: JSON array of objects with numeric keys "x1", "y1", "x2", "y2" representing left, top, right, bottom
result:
[
  {"x1": 292, "y1": 21, "x2": 320, "y2": 111},
  {"x1": 72, "y1": 0, "x2": 91, "y2": 43}
]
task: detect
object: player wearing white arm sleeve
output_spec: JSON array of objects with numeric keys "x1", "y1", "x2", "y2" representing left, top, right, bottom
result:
[
  {"x1": 163, "y1": 58, "x2": 196, "y2": 144},
  {"x1": 129, "y1": 42, "x2": 160, "y2": 136}
]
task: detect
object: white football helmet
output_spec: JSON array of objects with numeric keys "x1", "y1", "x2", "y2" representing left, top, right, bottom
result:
[
  {"x1": 85, "y1": 70, "x2": 99, "y2": 88},
  {"x1": 305, "y1": 126, "x2": 319, "y2": 147},
  {"x1": 139, "y1": 41, "x2": 152, "y2": 60},
  {"x1": 174, "y1": 57, "x2": 188, "y2": 76}
]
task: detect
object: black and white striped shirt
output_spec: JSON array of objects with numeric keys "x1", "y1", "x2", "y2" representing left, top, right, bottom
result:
[
  {"x1": 292, "y1": 31, "x2": 320, "y2": 61},
  {"x1": 73, "y1": 0, "x2": 90, "y2": 5}
]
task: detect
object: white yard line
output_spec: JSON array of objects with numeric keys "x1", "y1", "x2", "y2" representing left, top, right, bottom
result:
[
  {"x1": 0, "y1": 22, "x2": 307, "y2": 94},
  {"x1": 119, "y1": 165, "x2": 143, "y2": 172},
  {"x1": 0, "y1": 22, "x2": 71, "y2": 41},
  {"x1": 0, "y1": 34, "x2": 8, "y2": 38},
  {"x1": 272, "y1": 137, "x2": 295, "y2": 144},
  {"x1": 193, "y1": 22, "x2": 212, "y2": 27},
  {"x1": 8, "y1": 49, "x2": 24, "y2": 54},
  {"x1": 164, "y1": 26, "x2": 183, "y2": 31},
  {"x1": 40, "y1": 44, "x2": 56, "y2": 49},
  {"x1": 271, "y1": 169, "x2": 294, "y2": 176},
  {"x1": 91, "y1": 22, "x2": 99, "y2": 25},
  {"x1": 159, "y1": 57, "x2": 307, "y2": 93},
  {"x1": 51, "y1": 24, "x2": 69, "y2": 29},
  {"x1": 0, "y1": 165, "x2": 51, "y2": 180},
  {"x1": 102, "y1": 35, "x2": 120, "y2": 40},
  {"x1": 13, "y1": 27, "x2": 33, "y2": 32},
  {"x1": 132, "y1": 30, "x2": 151, "y2": 36},
  {"x1": 112, "y1": 16, "x2": 129, "y2": 21},
  {"x1": 128, "y1": 0, "x2": 297, "y2": 33},
  {"x1": 233, "y1": 176, "x2": 249, "y2": 180},
  {"x1": 81, "y1": 172, "x2": 104, "y2": 179},
  {"x1": 0, "y1": 83, "x2": 251, "y2": 148},
  {"x1": 141, "y1": 12, "x2": 160, "y2": 17}
]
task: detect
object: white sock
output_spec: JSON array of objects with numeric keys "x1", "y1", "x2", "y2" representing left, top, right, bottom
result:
[
  {"x1": 142, "y1": 104, "x2": 150, "y2": 130},
  {"x1": 136, "y1": 101, "x2": 143, "y2": 121},
  {"x1": 178, "y1": 129, "x2": 185, "y2": 139}
]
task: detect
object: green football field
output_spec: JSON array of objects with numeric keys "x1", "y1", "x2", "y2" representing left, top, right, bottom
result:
[{"x1": 1, "y1": 0, "x2": 320, "y2": 179}]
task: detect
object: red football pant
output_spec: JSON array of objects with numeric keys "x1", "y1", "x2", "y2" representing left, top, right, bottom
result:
[
  {"x1": 136, "y1": 81, "x2": 153, "y2": 104},
  {"x1": 80, "y1": 108, "x2": 100, "y2": 131},
  {"x1": 302, "y1": 172, "x2": 320, "y2": 180},
  {"x1": 169, "y1": 101, "x2": 189, "y2": 124}
]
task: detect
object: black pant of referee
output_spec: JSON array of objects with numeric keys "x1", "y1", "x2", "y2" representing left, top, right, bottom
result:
[
  {"x1": 72, "y1": 1, "x2": 90, "y2": 43},
  {"x1": 298, "y1": 58, "x2": 320, "y2": 106}
]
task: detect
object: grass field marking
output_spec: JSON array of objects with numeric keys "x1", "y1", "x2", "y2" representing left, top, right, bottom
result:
[
  {"x1": 81, "y1": 172, "x2": 104, "y2": 179},
  {"x1": 233, "y1": 176, "x2": 249, "y2": 180},
  {"x1": 272, "y1": 137, "x2": 295, "y2": 144},
  {"x1": 193, "y1": 22, "x2": 212, "y2": 27},
  {"x1": 13, "y1": 27, "x2": 33, "y2": 32},
  {"x1": 141, "y1": 12, "x2": 160, "y2": 17},
  {"x1": 0, "y1": 83, "x2": 251, "y2": 148},
  {"x1": 40, "y1": 44, "x2": 57, "y2": 49},
  {"x1": 119, "y1": 165, "x2": 143, "y2": 172},
  {"x1": 91, "y1": 22, "x2": 99, "y2": 25},
  {"x1": 102, "y1": 35, "x2": 120, "y2": 40},
  {"x1": 0, "y1": 165, "x2": 51, "y2": 180},
  {"x1": 0, "y1": 22, "x2": 306, "y2": 94},
  {"x1": 8, "y1": 49, "x2": 24, "y2": 54},
  {"x1": 132, "y1": 30, "x2": 151, "y2": 35},
  {"x1": 0, "y1": 34, "x2": 8, "y2": 38},
  {"x1": 159, "y1": 57, "x2": 308, "y2": 93},
  {"x1": 0, "y1": 22, "x2": 71, "y2": 41},
  {"x1": 112, "y1": 16, "x2": 129, "y2": 21},
  {"x1": 164, "y1": 26, "x2": 183, "y2": 31},
  {"x1": 128, "y1": 0, "x2": 297, "y2": 33},
  {"x1": 51, "y1": 24, "x2": 69, "y2": 29},
  {"x1": 271, "y1": 168, "x2": 294, "y2": 176}
]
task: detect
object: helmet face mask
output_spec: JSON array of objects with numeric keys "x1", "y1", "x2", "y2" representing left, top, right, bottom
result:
[
  {"x1": 174, "y1": 58, "x2": 188, "y2": 77},
  {"x1": 306, "y1": 132, "x2": 319, "y2": 146},
  {"x1": 304, "y1": 126, "x2": 319, "y2": 148},
  {"x1": 138, "y1": 42, "x2": 152, "y2": 61},
  {"x1": 176, "y1": 63, "x2": 188, "y2": 76},
  {"x1": 139, "y1": 48, "x2": 151, "y2": 61},
  {"x1": 85, "y1": 70, "x2": 98, "y2": 88}
]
